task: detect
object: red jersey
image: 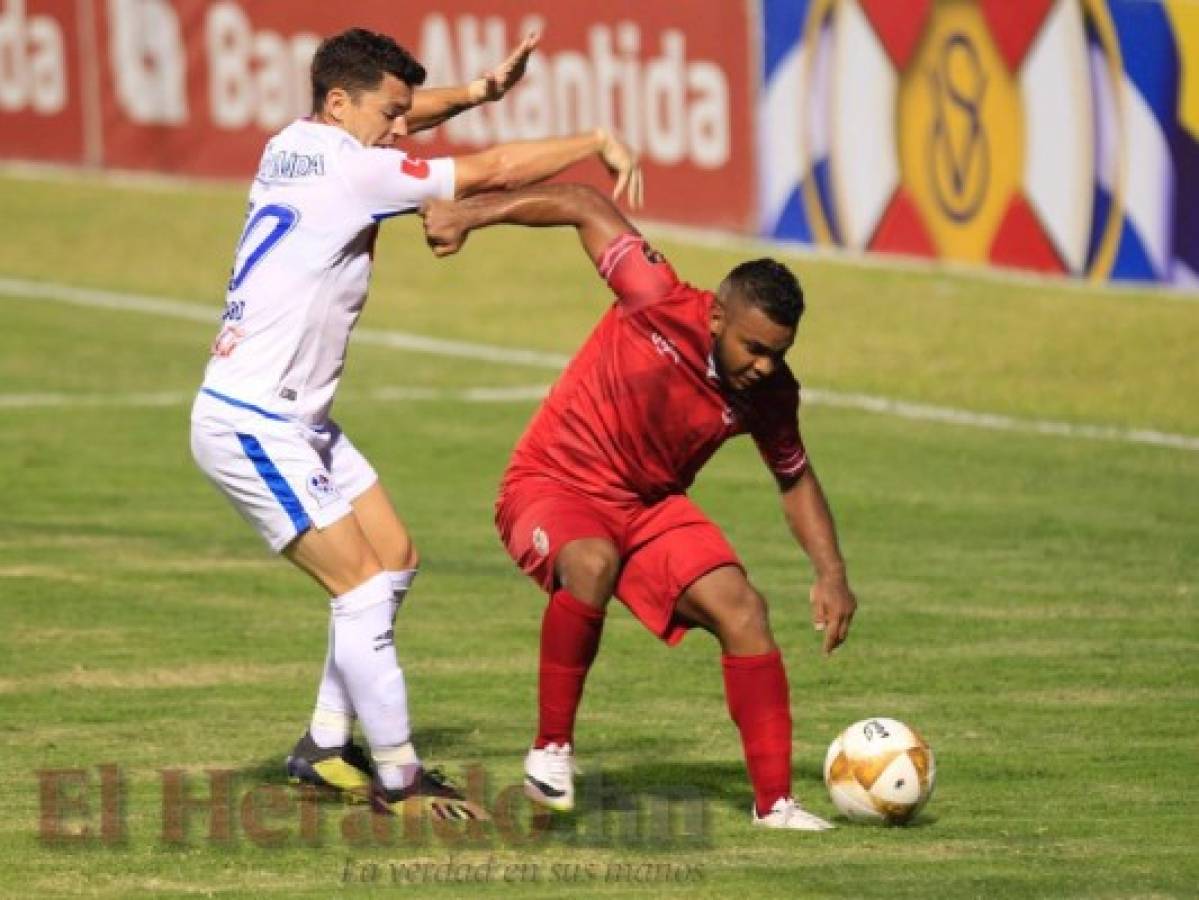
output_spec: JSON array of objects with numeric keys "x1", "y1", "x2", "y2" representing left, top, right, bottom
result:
[{"x1": 505, "y1": 233, "x2": 808, "y2": 503}]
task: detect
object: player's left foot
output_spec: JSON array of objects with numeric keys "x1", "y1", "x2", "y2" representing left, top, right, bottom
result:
[
  {"x1": 524, "y1": 742, "x2": 576, "y2": 812},
  {"x1": 751, "y1": 797, "x2": 835, "y2": 831},
  {"x1": 370, "y1": 768, "x2": 490, "y2": 822},
  {"x1": 285, "y1": 730, "x2": 373, "y2": 801}
]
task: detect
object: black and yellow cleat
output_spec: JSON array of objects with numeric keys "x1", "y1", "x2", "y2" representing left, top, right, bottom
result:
[
  {"x1": 370, "y1": 768, "x2": 490, "y2": 822},
  {"x1": 285, "y1": 730, "x2": 374, "y2": 802}
]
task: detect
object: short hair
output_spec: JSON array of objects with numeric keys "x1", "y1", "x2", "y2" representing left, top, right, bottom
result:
[
  {"x1": 719, "y1": 258, "x2": 805, "y2": 328},
  {"x1": 311, "y1": 28, "x2": 427, "y2": 113}
]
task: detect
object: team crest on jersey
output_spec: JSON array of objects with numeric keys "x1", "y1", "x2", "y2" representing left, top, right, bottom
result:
[
  {"x1": 532, "y1": 526, "x2": 550, "y2": 558},
  {"x1": 306, "y1": 470, "x2": 340, "y2": 507},
  {"x1": 210, "y1": 325, "x2": 244, "y2": 358},
  {"x1": 401, "y1": 156, "x2": 430, "y2": 179}
]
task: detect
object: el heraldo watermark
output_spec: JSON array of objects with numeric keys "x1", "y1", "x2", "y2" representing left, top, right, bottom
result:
[{"x1": 35, "y1": 763, "x2": 710, "y2": 850}]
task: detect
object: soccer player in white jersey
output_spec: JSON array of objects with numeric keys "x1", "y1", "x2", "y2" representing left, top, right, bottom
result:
[{"x1": 189, "y1": 27, "x2": 643, "y2": 820}]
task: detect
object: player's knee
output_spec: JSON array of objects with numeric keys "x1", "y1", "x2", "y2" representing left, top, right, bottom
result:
[
  {"x1": 376, "y1": 533, "x2": 417, "y2": 572},
  {"x1": 569, "y1": 549, "x2": 619, "y2": 588},
  {"x1": 717, "y1": 583, "x2": 771, "y2": 642},
  {"x1": 557, "y1": 540, "x2": 620, "y2": 602},
  {"x1": 400, "y1": 543, "x2": 420, "y2": 571},
  {"x1": 345, "y1": 543, "x2": 386, "y2": 586}
]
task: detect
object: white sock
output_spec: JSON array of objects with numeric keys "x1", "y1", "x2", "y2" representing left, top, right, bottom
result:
[
  {"x1": 330, "y1": 572, "x2": 421, "y2": 790},
  {"x1": 308, "y1": 569, "x2": 419, "y2": 748},
  {"x1": 310, "y1": 617, "x2": 354, "y2": 749},
  {"x1": 374, "y1": 741, "x2": 421, "y2": 792},
  {"x1": 388, "y1": 568, "x2": 418, "y2": 620}
]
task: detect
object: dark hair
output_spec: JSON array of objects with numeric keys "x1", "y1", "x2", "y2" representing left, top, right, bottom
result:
[
  {"x1": 311, "y1": 28, "x2": 427, "y2": 113},
  {"x1": 719, "y1": 258, "x2": 805, "y2": 328}
]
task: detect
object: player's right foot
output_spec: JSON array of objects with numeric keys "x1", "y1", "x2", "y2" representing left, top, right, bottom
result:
[
  {"x1": 752, "y1": 797, "x2": 835, "y2": 831},
  {"x1": 524, "y1": 742, "x2": 576, "y2": 812},
  {"x1": 370, "y1": 768, "x2": 489, "y2": 821},
  {"x1": 285, "y1": 730, "x2": 373, "y2": 801}
]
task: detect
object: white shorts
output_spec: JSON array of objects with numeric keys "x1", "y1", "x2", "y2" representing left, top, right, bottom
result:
[{"x1": 190, "y1": 389, "x2": 378, "y2": 552}]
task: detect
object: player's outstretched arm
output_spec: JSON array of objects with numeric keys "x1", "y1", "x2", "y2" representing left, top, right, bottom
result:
[
  {"x1": 421, "y1": 183, "x2": 636, "y2": 265},
  {"x1": 406, "y1": 32, "x2": 539, "y2": 133},
  {"x1": 451, "y1": 130, "x2": 643, "y2": 209},
  {"x1": 779, "y1": 467, "x2": 857, "y2": 655}
]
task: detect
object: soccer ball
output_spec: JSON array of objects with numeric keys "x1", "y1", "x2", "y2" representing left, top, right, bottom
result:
[{"x1": 823, "y1": 717, "x2": 935, "y2": 825}]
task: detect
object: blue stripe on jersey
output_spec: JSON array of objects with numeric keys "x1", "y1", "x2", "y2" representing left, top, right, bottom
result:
[
  {"x1": 201, "y1": 387, "x2": 291, "y2": 422},
  {"x1": 371, "y1": 210, "x2": 406, "y2": 222},
  {"x1": 235, "y1": 432, "x2": 312, "y2": 534}
]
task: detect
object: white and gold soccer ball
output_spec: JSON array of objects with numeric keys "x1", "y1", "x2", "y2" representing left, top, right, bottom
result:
[{"x1": 823, "y1": 717, "x2": 935, "y2": 825}]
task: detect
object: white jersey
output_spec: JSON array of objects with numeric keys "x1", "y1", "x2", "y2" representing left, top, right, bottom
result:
[{"x1": 200, "y1": 119, "x2": 455, "y2": 426}]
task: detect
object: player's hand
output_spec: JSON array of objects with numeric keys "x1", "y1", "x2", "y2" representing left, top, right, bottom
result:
[
  {"x1": 810, "y1": 574, "x2": 856, "y2": 655},
  {"x1": 419, "y1": 200, "x2": 469, "y2": 257},
  {"x1": 471, "y1": 32, "x2": 540, "y2": 102},
  {"x1": 596, "y1": 129, "x2": 644, "y2": 209}
]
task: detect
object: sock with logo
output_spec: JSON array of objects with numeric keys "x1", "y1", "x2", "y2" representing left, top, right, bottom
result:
[
  {"x1": 535, "y1": 589, "x2": 605, "y2": 749},
  {"x1": 722, "y1": 650, "x2": 793, "y2": 816},
  {"x1": 308, "y1": 567, "x2": 420, "y2": 749},
  {"x1": 330, "y1": 572, "x2": 420, "y2": 790},
  {"x1": 387, "y1": 567, "x2": 418, "y2": 619}
]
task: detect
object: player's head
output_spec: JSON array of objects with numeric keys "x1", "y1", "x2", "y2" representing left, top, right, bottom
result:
[
  {"x1": 710, "y1": 258, "x2": 804, "y2": 392},
  {"x1": 311, "y1": 28, "x2": 427, "y2": 148}
]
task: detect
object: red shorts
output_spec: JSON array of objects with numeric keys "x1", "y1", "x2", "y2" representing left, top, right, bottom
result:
[{"x1": 496, "y1": 476, "x2": 742, "y2": 645}]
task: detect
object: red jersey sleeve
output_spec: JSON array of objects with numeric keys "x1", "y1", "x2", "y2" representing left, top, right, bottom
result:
[
  {"x1": 747, "y1": 372, "x2": 809, "y2": 484},
  {"x1": 596, "y1": 232, "x2": 680, "y2": 313}
]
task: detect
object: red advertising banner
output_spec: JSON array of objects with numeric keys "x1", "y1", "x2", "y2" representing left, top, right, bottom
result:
[
  {"x1": 1, "y1": 0, "x2": 755, "y2": 231},
  {"x1": 0, "y1": 0, "x2": 88, "y2": 164}
]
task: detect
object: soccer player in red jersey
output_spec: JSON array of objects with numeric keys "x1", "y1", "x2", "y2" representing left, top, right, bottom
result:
[{"x1": 421, "y1": 183, "x2": 857, "y2": 830}]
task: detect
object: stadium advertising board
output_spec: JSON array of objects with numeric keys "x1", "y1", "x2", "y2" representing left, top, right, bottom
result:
[
  {"x1": 0, "y1": 0, "x2": 754, "y2": 230},
  {"x1": 0, "y1": 0, "x2": 86, "y2": 163},
  {"x1": 2, "y1": 0, "x2": 1194, "y2": 285},
  {"x1": 758, "y1": 0, "x2": 1199, "y2": 287}
]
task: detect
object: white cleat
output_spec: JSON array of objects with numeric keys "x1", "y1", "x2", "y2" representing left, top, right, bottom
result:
[
  {"x1": 523, "y1": 742, "x2": 576, "y2": 812},
  {"x1": 752, "y1": 797, "x2": 836, "y2": 831}
]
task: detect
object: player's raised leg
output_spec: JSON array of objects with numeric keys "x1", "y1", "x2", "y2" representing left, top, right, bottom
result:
[
  {"x1": 677, "y1": 566, "x2": 833, "y2": 831},
  {"x1": 523, "y1": 537, "x2": 618, "y2": 812}
]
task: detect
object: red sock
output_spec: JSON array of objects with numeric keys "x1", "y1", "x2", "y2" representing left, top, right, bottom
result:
[
  {"x1": 722, "y1": 650, "x2": 793, "y2": 816},
  {"x1": 535, "y1": 589, "x2": 605, "y2": 748}
]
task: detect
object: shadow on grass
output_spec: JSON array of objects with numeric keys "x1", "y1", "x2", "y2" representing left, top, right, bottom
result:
[
  {"x1": 574, "y1": 757, "x2": 938, "y2": 828},
  {"x1": 237, "y1": 725, "x2": 476, "y2": 786},
  {"x1": 828, "y1": 812, "x2": 939, "y2": 829},
  {"x1": 574, "y1": 756, "x2": 828, "y2": 806}
]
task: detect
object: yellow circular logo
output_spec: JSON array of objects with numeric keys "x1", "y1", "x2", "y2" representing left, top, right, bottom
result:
[{"x1": 898, "y1": 0, "x2": 1022, "y2": 262}]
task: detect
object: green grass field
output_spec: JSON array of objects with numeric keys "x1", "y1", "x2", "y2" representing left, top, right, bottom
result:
[{"x1": 1, "y1": 171, "x2": 1196, "y2": 898}]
